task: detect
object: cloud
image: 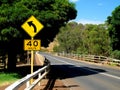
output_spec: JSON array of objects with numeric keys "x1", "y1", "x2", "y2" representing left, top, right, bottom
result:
[
  {"x1": 77, "y1": 19, "x2": 104, "y2": 24},
  {"x1": 98, "y1": 3, "x2": 103, "y2": 6},
  {"x1": 70, "y1": 0, "x2": 79, "y2": 2}
]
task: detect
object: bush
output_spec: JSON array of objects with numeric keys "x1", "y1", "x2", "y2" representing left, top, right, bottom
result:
[
  {"x1": 111, "y1": 50, "x2": 120, "y2": 59},
  {"x1": 53, "y1": 45, "x2": 59, "y2": 52}
]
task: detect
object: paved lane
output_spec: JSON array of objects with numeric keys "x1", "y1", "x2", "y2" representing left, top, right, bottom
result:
[{"x1": 40, "y1": 52, "x2": 120, "y2": 90}]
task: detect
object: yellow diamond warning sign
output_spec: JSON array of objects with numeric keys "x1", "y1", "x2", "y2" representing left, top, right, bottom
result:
[{"x1": 21, "y1": 15, "x2": 44, "y2": 38}]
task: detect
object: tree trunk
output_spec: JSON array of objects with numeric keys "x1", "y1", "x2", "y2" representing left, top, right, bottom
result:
[
  {"x1": 7, "y1": 50, "x2": 17, "y2": 72},
  {"x1": 6, "y1": 38, "x2": 24, "y2": 72},
  {"x1": 7, "y1": 40, "x2": 17, "y2": 72}
]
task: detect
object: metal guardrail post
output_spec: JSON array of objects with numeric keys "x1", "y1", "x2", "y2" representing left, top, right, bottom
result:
[
  {"x1": 26, "y1": 80, "x2": 30, "y2": 88},
  {"x1": 26, "y1": 74, "x2": 30, "y2": 88},
  {"x1": 38, "y1": 73, "x2": 41, "y2": 86}
]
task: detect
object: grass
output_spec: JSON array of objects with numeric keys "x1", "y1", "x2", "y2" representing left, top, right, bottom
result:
[
  {"x1": 109, "y1": 63, "x2": 118, "y2": 66},
  {"x1": 0, "y1": 72, "x2": 21, "y2": 86}
]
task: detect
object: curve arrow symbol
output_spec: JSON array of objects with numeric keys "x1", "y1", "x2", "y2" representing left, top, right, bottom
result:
[{"x1": 28, "y1": 21, "x2": 37, "y2": 33}]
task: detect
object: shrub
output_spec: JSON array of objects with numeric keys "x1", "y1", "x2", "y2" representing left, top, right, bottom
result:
[{"x1": 111, "y1": 50, "x2": 120, "y2": 59}]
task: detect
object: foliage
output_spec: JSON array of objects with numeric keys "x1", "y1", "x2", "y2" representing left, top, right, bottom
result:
[
  {"x1": 82, "y1": 24, "x2": 111, "y2": 56},
  {"x1": 54, "y1": 22, "x2": 111, "y2": 56},
  {"x1": 0, "y1": 0, "x2": 77, "y2": 45},
  {"x1": 56, "y1": 22, "x2": 82, "y2": 53},
  {"x1": 0, "y1": 0, "x2": 77, "y2": 71},
  {"x1": 106, "y1": 5, "x2": 120, "y2": 50},
  {"x1": 111, "y1": 50, "x2": 120, "y2": 59}
]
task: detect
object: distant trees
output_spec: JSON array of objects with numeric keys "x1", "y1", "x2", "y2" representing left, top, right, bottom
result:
[
  {"x1": 54, "y1": 22, "x2": 111, "y2": 56},
  {"x1": 54, "y1": 5, "x2": 120, "y2": 59},
  {"x1": 0, "y1": 0, "x2": 77, "y2": 71},
  {"x1": 55, "y1": 22, "x2": 82, "y2": 53},
  {"x1": 107, "y1": 5, "x2": 120, "y2": 50},
  {"x1": 106, "y1": 5, "x2": 120, "y2": 59},
  {"x1": 83, "y1": 24, "x2": 111, "y2": 56}
]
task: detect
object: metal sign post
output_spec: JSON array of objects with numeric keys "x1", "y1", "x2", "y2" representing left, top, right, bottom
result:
[
  {"x1": 31, "y1": 37, "x2": 34, "y2": 83},
  {"x1": 21, "y1": 15, "x2": 44, "y2": 83}
]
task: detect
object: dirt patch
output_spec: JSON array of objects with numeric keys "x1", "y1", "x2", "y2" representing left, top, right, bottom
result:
[
  {"x1": 2, "y1": 79, "x2": 70, "y2": 90},
  {"x1": 34, "y1": 79, "x2": 69, "y2": 90},
  {"x1": 0, "y1": 84, "x2": 10, "y2": 90}
]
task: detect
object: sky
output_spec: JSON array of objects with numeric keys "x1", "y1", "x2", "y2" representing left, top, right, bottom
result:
[{"x1": 69, "y1": 0, "x2": 120, "y2": 24}]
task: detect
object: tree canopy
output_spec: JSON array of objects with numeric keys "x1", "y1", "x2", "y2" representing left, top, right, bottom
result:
[
  {"x1": 106, "y1": 5, "x2": 120, "y2": 50},
  {"x1": 0, "y1": 0, "x2": 77, "y2": 71},
  {"x1": 54, "y1": 22, "x2": 111, "y2": 56},
  {"x1": 0, "y1": 0, "x2": 77, "y2": 46}
]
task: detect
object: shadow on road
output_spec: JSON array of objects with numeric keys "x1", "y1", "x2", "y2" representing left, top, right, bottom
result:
[
  {"x1": 44, "y1": 64, "x2": 106, "y2": 90},
  {"x1": 48, "y1": 65, "x2": 106, "y2": 79},
  {"x1": 0, "y1": 64, "x2": 106, "y2": 90}
]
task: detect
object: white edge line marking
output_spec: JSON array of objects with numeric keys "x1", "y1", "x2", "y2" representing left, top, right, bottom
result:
[{"x1": 47, "y1": 55, "x2": 120, "y2": 80}]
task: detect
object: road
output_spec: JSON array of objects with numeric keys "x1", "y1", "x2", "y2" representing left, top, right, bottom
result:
[{"x1": 40, "y1": 52, "x2": 120, "y2": 90}]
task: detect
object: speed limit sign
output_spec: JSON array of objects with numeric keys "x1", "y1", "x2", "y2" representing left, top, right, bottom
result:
[{"x1": 24, "y1": 39, "x2": 41, "y2": 50}]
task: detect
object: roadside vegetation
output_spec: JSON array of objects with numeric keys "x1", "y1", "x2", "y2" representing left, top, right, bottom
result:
[
  {"x1": 0, "y1": 72, "x2": 21, "y2": 86},
  {"x1": 54, "y1": 23, "x2": 111, "y2": 56},
  {"x1": 54, "y1": 5, "x2": 120, "y2": 60},
  {"x1": 0, "y1": 0, "x2": 77, "y2": 72}
]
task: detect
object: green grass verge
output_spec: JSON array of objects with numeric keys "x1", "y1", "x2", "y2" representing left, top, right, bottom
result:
[
  {"x1": 0, "y1": 72, "x2": 21, "y2": 86},
  {"x1": 109, "y1": 62, "x2": 118, "y2": 66}
]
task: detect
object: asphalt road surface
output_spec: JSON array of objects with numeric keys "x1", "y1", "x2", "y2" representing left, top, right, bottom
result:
[{"x1": 40, "y1": 52, "x2": 120, "y2": 90}]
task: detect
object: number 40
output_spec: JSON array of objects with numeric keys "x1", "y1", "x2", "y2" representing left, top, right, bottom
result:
[{"x1": 27, "y1": 40, "x2": 38, "y2": 46}]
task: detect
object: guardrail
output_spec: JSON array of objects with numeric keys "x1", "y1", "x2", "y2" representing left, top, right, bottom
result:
[
  {"x1": 5, "y1": 58, "x2": 50, "y2": 90},
  {"x1": 57, "y1": 53, "x2": 120, "y2": 66}
]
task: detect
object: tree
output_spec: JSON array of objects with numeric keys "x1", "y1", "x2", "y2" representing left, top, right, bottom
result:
[
  {"x1": 0, "y1": 0, "x2": 77, "y2": 71},
  {"x1": 55, "y1": 22, "x2": 83, "y2": 53},
  {"x1": 82, "y1": 24, "x2": 111, "y2": 56},
  {"x1": 106, "y1": 5, "x2": 120, "y2": 50},
  {"x1": 55, "y1": 22, "x2": 111, "y2": 56}
]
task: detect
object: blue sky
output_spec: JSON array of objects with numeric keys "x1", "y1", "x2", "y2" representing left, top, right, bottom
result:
[{"x1": 70, "y1": 0, "x2": 120, "y2": 24}]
